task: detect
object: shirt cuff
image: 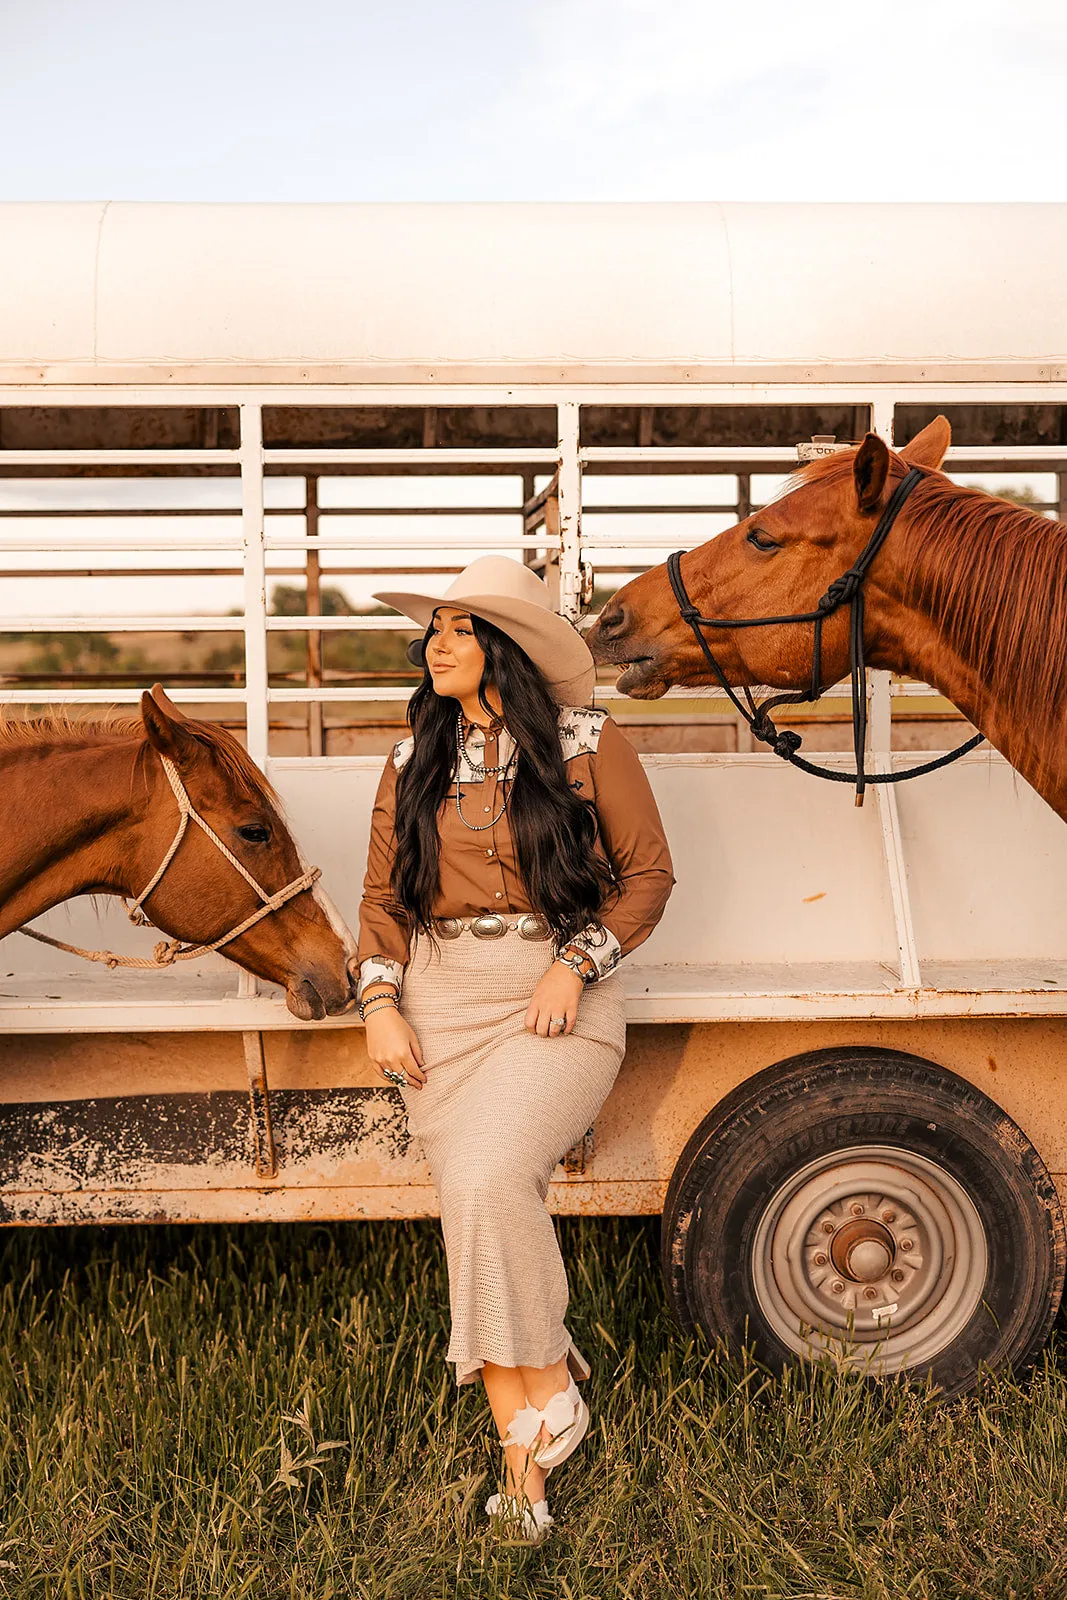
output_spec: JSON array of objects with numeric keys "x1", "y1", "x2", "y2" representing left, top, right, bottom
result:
[
  {"x1": 563, "y1": 923, "x2": 623, "y2": 981},
  {"x1": 357, "y1": 956, "x2": 405, "y2": 1003}
]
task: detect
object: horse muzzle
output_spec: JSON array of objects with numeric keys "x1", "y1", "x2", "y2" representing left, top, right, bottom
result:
[
  {"x1": 286, "y1": 968, "x2": 357, "y2": 1021},
  {"x1": 586, "y1": 606, "x2": 671, "y2": 697}
]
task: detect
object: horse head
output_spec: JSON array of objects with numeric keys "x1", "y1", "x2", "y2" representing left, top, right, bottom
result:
[
  {"x1": 587, "y1": 417, "x2": 952, "y2": 698},
  {"x1": 135, "y1": 686, "x2": 357, "y2": 1020}
]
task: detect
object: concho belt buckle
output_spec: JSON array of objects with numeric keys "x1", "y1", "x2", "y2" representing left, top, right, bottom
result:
[
  {"x1": 516, "y1": 913, "x2": 550, "y2": 941},
  {"x1": 436, "y1": 917, "x2": 463, "y2": 939},
  {"x1": 470, "y1": 913, "x2": 507, "y2": 939}
]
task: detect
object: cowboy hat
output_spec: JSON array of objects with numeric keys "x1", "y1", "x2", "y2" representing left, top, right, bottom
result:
[{"x1": 373, "y1": 555, "x2": 595, "y2": 706}]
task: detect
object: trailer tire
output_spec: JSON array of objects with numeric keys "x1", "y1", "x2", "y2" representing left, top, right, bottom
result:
[{"x1": 661, "y1": 1046, "x2": 1066, "y2": 1397}]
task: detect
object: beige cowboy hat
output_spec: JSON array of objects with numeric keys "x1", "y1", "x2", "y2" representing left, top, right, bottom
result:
[{"x1": 374, "y1": 555, "x2": 595, "y2": 706}]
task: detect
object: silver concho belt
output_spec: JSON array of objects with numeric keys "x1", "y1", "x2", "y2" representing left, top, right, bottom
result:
[{"x1": 433, "y1": 912, "x2": 551, "y2": 941}]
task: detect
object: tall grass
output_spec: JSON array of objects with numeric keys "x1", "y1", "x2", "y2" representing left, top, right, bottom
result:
[{"x1": 0, "y1": 1218, "x2": 1063, "y2": 1598}]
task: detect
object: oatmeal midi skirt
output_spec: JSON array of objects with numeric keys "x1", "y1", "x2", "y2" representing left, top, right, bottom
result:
[{"x1": 398, "y1": 926, "x2": 626, "y2": 1386}]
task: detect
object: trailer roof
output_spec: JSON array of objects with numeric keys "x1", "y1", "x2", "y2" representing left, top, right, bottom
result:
[{"x1": 2, "y1": 202, "x2": 1066, "y2": 385}]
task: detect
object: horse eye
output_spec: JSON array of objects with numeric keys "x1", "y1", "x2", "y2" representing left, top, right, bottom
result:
[
  {"x1": 237, "y1": 824, "x2": 271, "y2": 844},
  {"x1": 747, "y1": 528, "x2": 780, "y2": 552}
]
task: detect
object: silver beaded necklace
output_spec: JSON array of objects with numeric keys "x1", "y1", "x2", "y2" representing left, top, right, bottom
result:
[
  {"x1": 454, "y1": 711, "x2": 516, "y2": 831},
  {"x1": 455, "y1": 710, "x2": 510, "y2": 776}
]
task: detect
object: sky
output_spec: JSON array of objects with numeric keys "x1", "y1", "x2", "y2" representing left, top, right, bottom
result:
[
  {"x1": 1, "y1": 0, "x2": 1066, "y2": 203},
  {"x1": 0, "y1": 0, "x2": 1062, "y2": 623}
]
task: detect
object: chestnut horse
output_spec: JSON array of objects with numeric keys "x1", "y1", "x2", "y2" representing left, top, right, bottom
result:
[
  {"x1": 0, "y1": 685, "x2": 357, "y2": 1019},
  {"x1": 588, "y1": 416, "x2": 1067, "y2": 822}
]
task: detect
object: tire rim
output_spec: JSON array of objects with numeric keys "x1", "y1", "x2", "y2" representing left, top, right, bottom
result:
[{"x1": 750, "y1": 1144, "x2": 989, "y2": 1375}]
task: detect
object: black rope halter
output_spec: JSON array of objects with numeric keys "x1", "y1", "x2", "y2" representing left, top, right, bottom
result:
[{"x1": 665, "y1": 465, "x2": 984, "y2": 804}]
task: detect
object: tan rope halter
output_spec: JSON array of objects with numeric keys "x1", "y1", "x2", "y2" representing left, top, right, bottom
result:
[{"x1": 17, "y1": 752, "x2": 321, "y2": 970}]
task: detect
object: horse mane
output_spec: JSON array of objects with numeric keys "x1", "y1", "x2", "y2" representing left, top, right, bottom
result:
[
  {"x1": 899, "y1": 473, "x2": 1067, "y2": 766},
  {"x1": 0, "y1": 710, "x2": 277, "y2": 805},
  {"x1": 793, "y1": 448, "x2": 1067, "y2": 774}
]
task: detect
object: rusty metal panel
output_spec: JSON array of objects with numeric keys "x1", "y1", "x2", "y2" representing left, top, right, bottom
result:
[
  {"x1": 242, "y1": 1031, "x2": 276, "y2": 1179},
  {"x1": 0, "y1": 1085, "x2": 415, "y2": 1224},
  {"x1": 0, "y1": 1018, "x2": 1065, "y2": 1224},
  {"x1": 562, "y1": 1126, "x2": 594, "y2": 1175}
]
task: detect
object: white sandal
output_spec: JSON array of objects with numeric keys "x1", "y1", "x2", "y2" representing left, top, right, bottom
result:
[
  {"x1": 484, "y1": 1491, "x2": 554, "y2": 1544},
  {"x1": 501, "y1": 1377, "x2": 590, "y2": 1473}
]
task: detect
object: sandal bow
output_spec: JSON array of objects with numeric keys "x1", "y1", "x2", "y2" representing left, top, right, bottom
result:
[
  {"x1": 540, "y1": 1386, "x2": 579, "y2": 1437},
  {"x1": 484, "y1": 1491, "x2": 553, "y2": 1544},
  {"x1": 500, "y1": 1378, "x2": 588, "y2": 1471},
  {"x1": 501, "y1": 1401, "x2": 545, "y2": 1450}
]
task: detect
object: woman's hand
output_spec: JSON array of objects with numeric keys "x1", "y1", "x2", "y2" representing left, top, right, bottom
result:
[
  {"x1": 364, "y1": 1001, "x2": 427, "y2": 1090},
  {"x1": 525, "y1": 961, "x2": 585, "y2": 1038}
]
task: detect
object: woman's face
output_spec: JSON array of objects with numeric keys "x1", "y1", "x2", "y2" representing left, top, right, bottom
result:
[{"x1": 426, "y1": 607, "x2": 487, "y2": 705}]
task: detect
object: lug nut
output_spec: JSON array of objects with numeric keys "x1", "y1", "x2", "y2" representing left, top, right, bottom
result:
[
  {"x1": 822, "y1": 1221, "x2": 835, "y2": 1235},
  {"x1": 863, "y1": 1287, "x2": 878, "y2": 1301},
  {"x1": 882, "y1": 1210, "x2": 897, "y2": 1224},
  {"x1": 813, "y1": 1253, "x2": 828, "y2": 1266},
  {"x1": 831, "y1": 1281, "x2": 845, "y2": 1294},
  {"x1": 900, "y1": 1239, "x2": 914, "y2": 1252},
  {"x1": 892, "y1": 1269, "x2": 905, "y2": 1283},
  {"x1": 850, "y1": 1204, "x2": 865, "y2": 1216}
]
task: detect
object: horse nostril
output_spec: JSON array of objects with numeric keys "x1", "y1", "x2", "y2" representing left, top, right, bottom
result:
[{"x1": 597, "y1": 602, "x2": 628, "y2": 639}]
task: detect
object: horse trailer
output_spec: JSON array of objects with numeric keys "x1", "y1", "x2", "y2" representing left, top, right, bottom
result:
[{"x1": 1, "y1": 201, "x2": 1066, "y2": 1393}]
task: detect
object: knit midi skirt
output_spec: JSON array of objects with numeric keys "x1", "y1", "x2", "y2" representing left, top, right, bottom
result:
[{"x1": 398, "y1": 926, "x2": 627, "y2": 1387}]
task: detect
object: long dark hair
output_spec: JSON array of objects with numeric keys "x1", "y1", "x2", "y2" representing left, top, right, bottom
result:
[{"x1": 391, "y1": 614, "x2": 616, "y2": 945}]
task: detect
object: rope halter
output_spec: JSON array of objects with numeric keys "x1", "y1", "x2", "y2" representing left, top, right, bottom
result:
[
  {"x1": 666, "y1": 466, "x2": 983, "y2": 803},
  {"x1": 18, "y1": 751, "x2": 321, "y2": 971}
]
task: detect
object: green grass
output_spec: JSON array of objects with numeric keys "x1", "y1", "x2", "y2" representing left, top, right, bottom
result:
[{"x1": 0, "y1": 1218, "x2": 1064, "y2": 1599}]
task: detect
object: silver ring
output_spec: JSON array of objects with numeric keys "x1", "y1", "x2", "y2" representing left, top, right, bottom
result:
[
  {"x1": 550, "y1": 1016, "x2": 567, "y2": 1032},
  {"x1": 382, "y1": 1066, "x2": 408, "y2": 1087}
]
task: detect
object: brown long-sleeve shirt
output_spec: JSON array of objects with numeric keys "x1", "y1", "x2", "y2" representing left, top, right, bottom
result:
[{"x1": 356, "y1": 705, "x2": 674, "y2": 998}]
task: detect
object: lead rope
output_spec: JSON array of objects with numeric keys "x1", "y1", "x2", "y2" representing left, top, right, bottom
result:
[
  {"x1": 16, "y1": 752, "x2": 321, "y2": 970},
  {"x1": 666, "y1": 466, "x2": 984, "y2": 803}
]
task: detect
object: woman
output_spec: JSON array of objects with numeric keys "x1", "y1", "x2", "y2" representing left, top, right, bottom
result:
[{"x1": 355, "y1": 555, "x2": 674, "y2": 1542}]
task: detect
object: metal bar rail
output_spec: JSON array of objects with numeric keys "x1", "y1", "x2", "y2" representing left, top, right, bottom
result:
[{"x1": 1, "y1": 407, "x2": 1062, "y2": 748}]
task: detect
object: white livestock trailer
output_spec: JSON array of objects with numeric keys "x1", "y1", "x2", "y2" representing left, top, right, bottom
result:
[{"x1": 1, "y1": 202, "x2": 1066, "y2": 1394}]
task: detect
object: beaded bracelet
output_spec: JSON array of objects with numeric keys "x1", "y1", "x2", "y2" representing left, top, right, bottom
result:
[
  {"x1": 357, "y1": 976, "x2": 399, "y2": 1012},
  {"x1": 358, "y1": 994, "x2": 399, "y2": 1023}
]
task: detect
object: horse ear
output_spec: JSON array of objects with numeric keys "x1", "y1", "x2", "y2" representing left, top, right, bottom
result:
[
  {"x1": 149, "y1": 682, "x2": 188, "y2": 720},
  {"x1": 900, "y1": 415, "x2": 951, "y2": 468},
  {"x1": 854, "y1": 434, "x2": 889, "y2": 513},
  {"x1": 141, "y1": 685, "x2": 199, "y2": 768}
]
